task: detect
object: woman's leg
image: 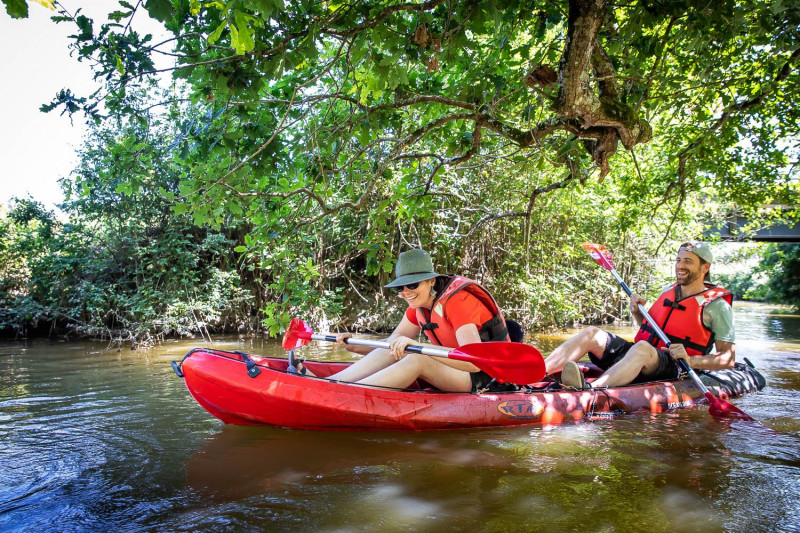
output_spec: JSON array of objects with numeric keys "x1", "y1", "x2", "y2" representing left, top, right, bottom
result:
[
  {"x1": 322, "y1": 347, "x2": 397, "y2": 382},
  {"x1": 356, "y1": 353, "x2": 472, "y2": 392}
]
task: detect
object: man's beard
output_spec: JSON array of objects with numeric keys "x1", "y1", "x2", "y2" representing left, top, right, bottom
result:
[{"x1": 676, "y1": 267, "x2": 702, "y2": 285}]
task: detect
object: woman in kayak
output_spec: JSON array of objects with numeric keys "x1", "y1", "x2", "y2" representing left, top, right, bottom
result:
[{"x1": 295, "y1": 248, "x2": 513, "y2": 391}]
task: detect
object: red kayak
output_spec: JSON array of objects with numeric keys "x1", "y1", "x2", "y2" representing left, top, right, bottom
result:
[{"x1": 172, "y1": 348, "x2": 766, "y2": 431}]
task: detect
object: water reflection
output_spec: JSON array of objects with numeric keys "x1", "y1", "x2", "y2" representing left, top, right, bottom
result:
[
  {"x1": 177, "y1": 411, "x2": 800, "y2": 532},
  {"x1": 185, "y1": 426, "x2": 518, "y2": 500}
]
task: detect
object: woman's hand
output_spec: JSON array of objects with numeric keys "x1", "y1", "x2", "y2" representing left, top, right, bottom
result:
[
  {"x1": 336, "y1": 333, "x2": 356, "y2": 353},
  {"x1": 389, "y1": 335, "x2": 415, "y2": 360}
]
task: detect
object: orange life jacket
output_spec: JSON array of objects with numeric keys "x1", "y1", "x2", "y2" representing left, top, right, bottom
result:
[
  {"x1": 415, "y1": 275, "x2": 509, "y2": 348},
  {"x1": 634, "y1": 283, "x2": 733, "y2": 355}
]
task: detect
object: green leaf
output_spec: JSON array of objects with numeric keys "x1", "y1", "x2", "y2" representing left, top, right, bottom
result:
[
  {"x1": 207, "y1": 20, "x2": 226, "y2": 44},
  {"x1": 108, "y1": 10, "x2": 132, "y2": 22},
  {"x1": 3, "y1": 0, "x2": 28, "y2": 18},
  {"x1": 229, "y1": 22, "x2": 243, "y2": 54},
  {"x1": 233, "y1": 11, "x2": 255, "y2": 53},
  {"x1": 144, "y1": 0, "x2": 173, "y2": 22}
]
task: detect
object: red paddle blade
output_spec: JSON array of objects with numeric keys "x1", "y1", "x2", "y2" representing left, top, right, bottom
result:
[
  {"x1": 704, "y1": 392, "x2": 755, "y2": 421},
  {"x1": 582, "y1": 242, "x2": 615, "y2": 271},
  {"x1": 282, "y1": 318, "x2": 314, "y2": 350},
  {"x1": 450, "y1": 342, "x2": 546, "y2": 384}
]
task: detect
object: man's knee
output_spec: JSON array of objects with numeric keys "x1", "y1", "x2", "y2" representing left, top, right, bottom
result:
[
  {"x1": 580, "y1": 326, "x2": 608, "y2": 352},
  {"x1": 626, "y1": 341, "x2": 659, "y2": 366}
]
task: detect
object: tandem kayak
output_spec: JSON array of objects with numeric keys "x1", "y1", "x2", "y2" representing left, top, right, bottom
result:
[{"x1": 172, "y1": 348, "x2": 766, "y2": 431}]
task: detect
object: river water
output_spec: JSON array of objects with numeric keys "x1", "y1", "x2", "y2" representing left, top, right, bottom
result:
[{"x1": 1, "y1": 303, "x2": 799, "y2": 532}]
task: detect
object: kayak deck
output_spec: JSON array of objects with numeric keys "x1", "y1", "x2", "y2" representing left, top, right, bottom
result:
[{"x1": 174, "y1": 348, "x2": 766, "y2": 431}]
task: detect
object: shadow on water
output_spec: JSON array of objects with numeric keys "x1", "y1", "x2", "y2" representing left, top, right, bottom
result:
[{"x1": 1, "y1": 303, "x2": 800, "y2": 532}]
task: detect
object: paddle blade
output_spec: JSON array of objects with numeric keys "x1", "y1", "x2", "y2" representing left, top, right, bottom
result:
[
  {"x1": 582, "y1": 242, "x2": 615, "y2": 271},
  {"x1": 449, "y1": 342, "x2": 546, "y2": 385},
  {"x1": 704, "y1": 392, "x2": 755, "y2": 421},
  {"x1": 282, "y1": 318, "x2": 314, "y2": 350}
]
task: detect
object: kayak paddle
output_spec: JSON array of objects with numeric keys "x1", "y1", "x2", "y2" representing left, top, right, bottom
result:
[
  {"x1": 282, "y1": 318, "x2": 547, "y2": 385},
  {"x1": 582, "y1": 242, "x2": 755, "y2": 421}
]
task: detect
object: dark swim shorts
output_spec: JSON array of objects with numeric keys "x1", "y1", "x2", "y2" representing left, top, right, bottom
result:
[
  {"x1": 470, "y1": 370, "x2": 519, "y2": 392},
  {"x1": 587, "y1": 332, "x2": 681, "y2": 383}
]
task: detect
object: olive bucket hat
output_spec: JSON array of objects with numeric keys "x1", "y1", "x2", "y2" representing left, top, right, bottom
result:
[{"x1": 384, "y1": 249, "x2": 440, "y2": 288}]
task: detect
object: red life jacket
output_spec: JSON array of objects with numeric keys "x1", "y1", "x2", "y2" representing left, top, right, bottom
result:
[
  {"x1": 634, "y1": 283, "x2": 733, "y2": 355},
  {"x1": 415, "y1": 275, "x2": 509, "y2": 348}
]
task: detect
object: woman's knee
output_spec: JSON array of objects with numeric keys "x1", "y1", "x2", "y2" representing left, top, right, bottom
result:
[{"x1": 398, "y1": 352, "x2": 426, "y2": 371}]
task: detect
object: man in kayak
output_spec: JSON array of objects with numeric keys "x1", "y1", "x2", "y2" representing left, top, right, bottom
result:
[
  {"x1": 546, "y1": 242, "x2": 735, "y2": 389},
  {"x1": 294, "y1": 248, "x2": 514, "y2": 392}
]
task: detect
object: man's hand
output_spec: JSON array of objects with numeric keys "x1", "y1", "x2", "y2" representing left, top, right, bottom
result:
[
  {"x1": 629, "y1": 293, "x2": 647, "y2": 324},
  {"x1": 668, "y1": 343, "x2": 690, "y2": 366}
]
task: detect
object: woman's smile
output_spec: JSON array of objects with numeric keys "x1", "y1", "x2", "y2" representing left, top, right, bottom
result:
[
  {"x1": 400, "y1": 289, "x2": 421, "y2": 303},
  {"x1": 398, "y1": 282, "x2": 434, "y2": 308}
]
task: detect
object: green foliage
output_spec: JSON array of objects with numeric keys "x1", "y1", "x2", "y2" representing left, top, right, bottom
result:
[
  {"x1": 0, "y1": 111, "x2": 260, "y2": 345},
  {"x1": 5, "y1": 1, "x2": 800, "y2": 341},
  {"x1": 716, "y1": 244, "x2": 800, "y2": 310},
  {"x1": 761, "y1": 244, "x2": 800, "y2": 310}
]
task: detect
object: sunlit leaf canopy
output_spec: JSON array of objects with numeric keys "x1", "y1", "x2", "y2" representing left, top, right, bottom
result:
[
  {"x1": 7, "y1": 0, "x2": 800, "y2": 333},
  {"x1": 40, "y1": 1, "x2": 799, "y2": 216}
]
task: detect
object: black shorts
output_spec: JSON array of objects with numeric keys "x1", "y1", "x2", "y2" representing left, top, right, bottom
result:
[
  {"x1": 470, "y1": 370, "x2": 519, "y2": 392},
  {"x1": 588, "y1": 332, "x2": 681, "y2": 383}
]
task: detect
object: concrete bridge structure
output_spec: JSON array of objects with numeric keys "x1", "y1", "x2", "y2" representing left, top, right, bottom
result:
[{"x1": 712, "y1": 210, "x2": 800, "y2": 242}]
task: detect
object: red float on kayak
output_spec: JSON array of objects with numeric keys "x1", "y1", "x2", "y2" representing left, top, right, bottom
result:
[{"x1": 172, "y1": 348, "x2": 766, "y2": 431}]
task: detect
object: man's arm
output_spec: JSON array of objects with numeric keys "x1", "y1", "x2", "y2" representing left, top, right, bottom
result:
[{"x1": 668, "y1": 340, "x2": 735, "y2": 370}]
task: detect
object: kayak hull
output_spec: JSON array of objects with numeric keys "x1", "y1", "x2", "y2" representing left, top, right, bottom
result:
[{"x1": 176, "y1": 348, "x2": 766, "y2": 431}]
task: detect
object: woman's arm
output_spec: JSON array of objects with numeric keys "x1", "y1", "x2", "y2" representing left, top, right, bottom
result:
[
  {"x1": 337, "y1": 314, "x2": 421, "y2": 356},
  {"x1": 389, "y1": 321, "x2": 482, "y2": 372}
]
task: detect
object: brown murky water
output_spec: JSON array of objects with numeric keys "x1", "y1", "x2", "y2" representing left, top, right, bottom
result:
[{"x1": 1, "y1": 303, "x2": 799, "y2": 532}]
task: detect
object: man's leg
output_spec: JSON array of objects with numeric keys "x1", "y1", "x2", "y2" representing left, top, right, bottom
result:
[
  {"x1": 545, "y1": 326, "x2": 610, "y2": 374},
  {"x1": 593, "y1": 341, "x2": 661, "y2": 388}
]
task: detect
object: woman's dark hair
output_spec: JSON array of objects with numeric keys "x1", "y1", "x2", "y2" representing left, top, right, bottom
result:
[{"x1": 432, "y1": 275, "x2": 451, "y2": 298}]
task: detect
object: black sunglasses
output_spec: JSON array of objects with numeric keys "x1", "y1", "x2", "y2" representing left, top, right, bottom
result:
[{"x1": 394, "y1": 282, "x2": 421, "y2": 292}]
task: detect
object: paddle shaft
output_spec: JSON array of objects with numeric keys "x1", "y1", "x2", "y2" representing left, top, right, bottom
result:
[
  {"x1": 310, "y1": 333, "x2": 454, "y2": 358},
  {"x1": 607, "y1": 266, "x2": 714, "y2": 395}
]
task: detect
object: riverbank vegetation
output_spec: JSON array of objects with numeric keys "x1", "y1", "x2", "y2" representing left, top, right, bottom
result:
[{"x1": 2, "y1": 0, "x2": 798, "y2": 345}]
